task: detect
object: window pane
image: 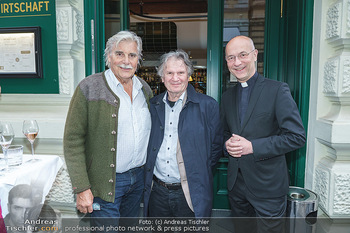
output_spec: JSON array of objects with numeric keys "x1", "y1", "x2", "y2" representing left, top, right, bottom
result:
[{"x1": 222, "y1": 0, "x2": 265, "y2": 92}]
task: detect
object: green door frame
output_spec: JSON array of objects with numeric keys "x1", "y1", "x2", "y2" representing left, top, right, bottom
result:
[
  {"x1": 206, "y1": 0, "x2": 224, "y2": 102},
  {"x1": 84, "y1": 0, "x2": 105, "y2": 76},
  {"x1": 265, "y1": 0, "x2": 313, "y2": 187},
  {"x1": 120, "y1": 0, "x2": 130, "y2": 30},
  {"x1": 83, "y1": 0, "x2": 313, "y2": 208},
  {"x1": 207, "y1": 0, "x2": 230, "y2": 209}
]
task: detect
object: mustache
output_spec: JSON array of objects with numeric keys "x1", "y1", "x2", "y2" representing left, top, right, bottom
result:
[{"x1": 118, "y1": 64, "x2": 133, "y2": 69}]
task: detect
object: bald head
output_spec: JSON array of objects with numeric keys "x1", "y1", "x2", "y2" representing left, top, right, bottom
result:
[
  {"x1": 225, "y1": 35, "x2": 258, "y2": 83},
  {"x1": 226, "y1": 36, "x2": 255, "y2": 54}
]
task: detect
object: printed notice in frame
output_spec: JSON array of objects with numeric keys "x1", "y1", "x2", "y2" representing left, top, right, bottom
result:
[
  {"x1": 0, "y1": 32, "x2": 36, "y2": 73},
  {"x1": 0, "y1": 27, "x2": 42, "y2": 78}
]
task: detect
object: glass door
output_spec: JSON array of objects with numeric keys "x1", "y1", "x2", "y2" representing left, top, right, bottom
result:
[{"x1": 213, "y1": 0, "x2": 267, "y2": 210}]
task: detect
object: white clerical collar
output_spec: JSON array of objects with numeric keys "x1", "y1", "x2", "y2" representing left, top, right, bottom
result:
[{"x1": 241, "y1": 82, "x2": 248, "y2": 87}]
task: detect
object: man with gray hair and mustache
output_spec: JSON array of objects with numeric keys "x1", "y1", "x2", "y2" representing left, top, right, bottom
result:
[{"x1": 64, "y1": 30, "x2": 153, "y2": 230}]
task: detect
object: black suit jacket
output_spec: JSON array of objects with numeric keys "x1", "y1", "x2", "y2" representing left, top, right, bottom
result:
[{"x1": 220, "y1": 73, "x2": 306, "y2": 198}]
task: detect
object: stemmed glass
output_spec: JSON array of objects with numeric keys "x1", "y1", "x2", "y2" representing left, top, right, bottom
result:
[
  {"x1": 22, "y1": 120, "x2": 39, "y2": 161},
  {"x1": 0, "y1": 122, "x2": 15, "y2": 172}
]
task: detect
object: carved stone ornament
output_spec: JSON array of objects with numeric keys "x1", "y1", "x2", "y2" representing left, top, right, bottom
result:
[
  {"x1": 333, "y1": 172, "x2": 350, "y2": 215},
  {"x1": 315, "y1": 165, "x2": 330, "y2": 211},
  {"x1": 326, "y1": 2, "x2": 341, "y2": 39},
  {"x1": 56, "y1": 8, "x2": 72, "y2": 43},
  {"x1": 324, "y1": 58, "x2": 338, "y2": 94},
  {"x1": 58, "y1": 60, "x2": 74, "y2": 95},
  {"x1": 342, "y1": 58, "x2": 350, "y2": 93}
]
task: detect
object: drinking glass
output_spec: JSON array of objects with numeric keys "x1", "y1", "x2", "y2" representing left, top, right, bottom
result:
[
  {"x1": 0, "y1": 122, "x2": 15, "y2": 172},
  {"x1": 22, "y1": 120, "x2": 39, "y2": 161}
]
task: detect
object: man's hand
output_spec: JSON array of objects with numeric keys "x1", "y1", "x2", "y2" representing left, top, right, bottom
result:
[
  {"x1": 225, "y1": 134, "x2": 253, "y2": 157},
  {"x1": 76, "y1": 189, "x2": 94, "y2": 214}
]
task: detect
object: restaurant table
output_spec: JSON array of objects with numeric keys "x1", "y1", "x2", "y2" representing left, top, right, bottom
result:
[{"x1": 0, "y1": 154, "x2": 63, "y2": 217}]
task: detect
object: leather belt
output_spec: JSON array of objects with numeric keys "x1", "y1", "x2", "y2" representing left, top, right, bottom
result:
[{"x1": 153, "y1": 175, "x2": 181, "y2": 190}]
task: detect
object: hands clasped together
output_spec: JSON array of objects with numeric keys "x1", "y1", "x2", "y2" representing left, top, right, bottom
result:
[{"x1": 225, "y1": 134, "x2": 253, "y2": 157}]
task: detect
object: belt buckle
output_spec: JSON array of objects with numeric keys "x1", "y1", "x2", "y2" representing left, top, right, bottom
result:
[
  {"x1": 154, "y1": 176, "x2": 181, "y2": 190},
  {"x1": 165, "y1": 182, "x2": 180, "y2": 190}
]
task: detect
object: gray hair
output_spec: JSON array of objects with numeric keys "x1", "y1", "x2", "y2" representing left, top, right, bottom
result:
[
  {"x1": 104, "y1": 30, "x2": 143, "y2": 68},
  {"x1": 157, "y1": 49, "x2": 194, "y2": 78}
]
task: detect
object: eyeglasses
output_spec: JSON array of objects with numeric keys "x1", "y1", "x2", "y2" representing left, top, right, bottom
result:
[
  {"x1": 225, "y1": 49, "x2": 256, "y2": 62},
  {"x1": 114, "y1": 51, "x2": 138, "y2": 60}
]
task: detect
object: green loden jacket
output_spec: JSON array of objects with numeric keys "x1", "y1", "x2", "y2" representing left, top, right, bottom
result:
[{"x1": 63, "y1": 71, "x2": 153, "y2": 202}]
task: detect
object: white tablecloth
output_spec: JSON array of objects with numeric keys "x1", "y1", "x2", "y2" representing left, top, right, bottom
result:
[{"x1": 0, "y1": 154, "x2": 63, "y2": 216}]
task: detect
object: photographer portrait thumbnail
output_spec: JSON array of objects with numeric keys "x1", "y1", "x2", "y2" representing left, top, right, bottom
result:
[{"x1": 4, "y1": 184, "x2": 60, "y2": 233}]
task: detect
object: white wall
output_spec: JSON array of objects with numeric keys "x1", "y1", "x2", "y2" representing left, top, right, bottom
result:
[{"x1": 308, "y1": 0, "x2": 350, "y2": 222}]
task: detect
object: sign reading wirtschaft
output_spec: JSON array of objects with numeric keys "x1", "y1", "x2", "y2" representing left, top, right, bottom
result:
[{"x1": 0, "y1": 0, "x2": 51, "y2": 18}]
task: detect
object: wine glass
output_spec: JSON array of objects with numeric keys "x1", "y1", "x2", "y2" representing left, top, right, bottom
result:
[
  {"x1": 22, "y1": 120, "x2": 39, "y2": 161},
  {"x1": 0, "y1": 122, "x2": 15, "y2": 172}
]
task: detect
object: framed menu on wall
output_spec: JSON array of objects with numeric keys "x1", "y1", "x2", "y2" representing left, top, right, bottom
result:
[{"x1": 0, "y1": 27, "x2": 42, "y2": 78}]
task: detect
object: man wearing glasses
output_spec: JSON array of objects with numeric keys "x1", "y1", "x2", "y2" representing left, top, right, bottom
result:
[{"x1": 220, "y1": 35, "x2": 306, "y2": 233}]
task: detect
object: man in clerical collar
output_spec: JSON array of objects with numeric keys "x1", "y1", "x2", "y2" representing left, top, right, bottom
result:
[{"x1": 221, "y1": 35, "x2": 306, "y2": 233}]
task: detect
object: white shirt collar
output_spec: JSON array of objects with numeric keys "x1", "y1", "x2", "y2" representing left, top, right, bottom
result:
[
  {"x1": 105, "y1": 69, "x2": 142, "y2": 91},
  {"x1": 163, "y1": 91, "x2": 186, "y2": 105},
  {"x1": 241, "y1": 82, "x2": 248, "y2": 87}
]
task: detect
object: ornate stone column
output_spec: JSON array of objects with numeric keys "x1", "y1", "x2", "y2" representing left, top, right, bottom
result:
[
  {"x1": 44, "y1": 0, "x2": 86, "y2": 213},
  {"x1": 56, "y1": 0, "x2": 85, "y2": 95},
  {"x1": 312, "y1": 0, "x2": 350, "y2": 219}
]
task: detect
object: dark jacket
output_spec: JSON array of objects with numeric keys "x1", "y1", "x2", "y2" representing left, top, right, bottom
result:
[
  {"x1": 144, "y1": 84, "x2": 223, "y2": 217},
  {"x1": 221, "y1": 73, "x2": 306, "y2": 198}
]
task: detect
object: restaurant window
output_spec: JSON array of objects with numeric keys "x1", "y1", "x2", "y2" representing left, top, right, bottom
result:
[{"x1": 128, "y1": 0, "x2": 208, "y2": 96}]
